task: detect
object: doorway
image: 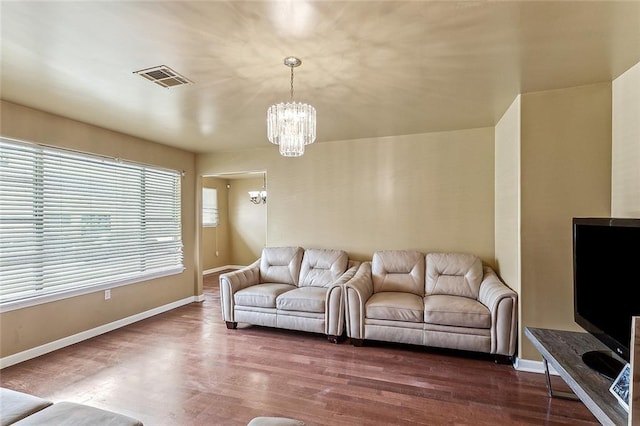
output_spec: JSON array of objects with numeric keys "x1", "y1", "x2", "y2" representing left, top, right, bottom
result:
[{"x1": 201, "y1": 171, "x2": 267, "y2": 273}]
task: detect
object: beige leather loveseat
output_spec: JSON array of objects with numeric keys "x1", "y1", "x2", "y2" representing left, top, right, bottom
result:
[
  {"x1": 220, "y1": 247, "x2": 359, "y2": 343},
  {"x1": 344, "y1": 251, "x2": 517, "y2": 360}
]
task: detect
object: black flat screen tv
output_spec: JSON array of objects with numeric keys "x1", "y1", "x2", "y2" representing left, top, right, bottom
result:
[{"x1": 573, "y1": 217, "x2": 640, "y2": 379}]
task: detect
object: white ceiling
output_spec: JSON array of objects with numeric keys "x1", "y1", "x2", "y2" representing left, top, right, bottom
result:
[{"x1": 2, "y1": 1, "x2": 639, "y2": 154}]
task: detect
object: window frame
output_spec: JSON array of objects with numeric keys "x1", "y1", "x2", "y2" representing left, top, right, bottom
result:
[{"x1": 0, "y1": 137, "x2": 185, "y2": 313}]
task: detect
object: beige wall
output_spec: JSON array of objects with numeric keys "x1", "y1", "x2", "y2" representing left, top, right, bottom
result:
[
  {"x1": 197, "y1": 127, "x2": 496, "y2": 265},
  {"x1": 494, "y1": 95, "x2": 522, "y2": 348},
  {"x1": 228, "y1": 177, "x2": 266, "y2": 265},
  {"x1": 519, "y1": 83, "x2": 612, "y2": 359},
  {"x1": 0, "y1": 101, "x2": 197, "y2": 358},
  {"x1": 612, "y1": 61, "x2": 640, "y2": 218},
  {"x1": 2, "y1": 62, "x2": 636, "y2": 364},
  {"x1": 202, "y1": 177, "x2": 230, "y2": 271}
]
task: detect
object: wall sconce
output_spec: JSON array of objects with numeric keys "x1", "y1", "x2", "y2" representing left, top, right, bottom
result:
[{"x1": 248, "y1": 190, "x2": 267, "y2": 205}]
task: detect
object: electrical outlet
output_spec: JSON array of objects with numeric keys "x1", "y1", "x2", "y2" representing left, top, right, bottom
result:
[{"x1": 104, "y1": 289, "x2": 111, "y2": 300}]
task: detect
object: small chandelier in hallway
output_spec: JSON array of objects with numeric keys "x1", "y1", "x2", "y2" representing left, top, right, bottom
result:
[{"x1": 248, "y1": 173, "x2": 267, "y2": 204}]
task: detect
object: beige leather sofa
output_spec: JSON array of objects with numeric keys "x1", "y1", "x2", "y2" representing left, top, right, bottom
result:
[
  {"x1": 1, "y1": 387, "x2": 142, "y2": 426},
  {"x1": 344, "y1": 251, "x2": 518, "y2": 360},
  {"x1": 220, "y1": 247, "x2": 359, "y2": 343}
]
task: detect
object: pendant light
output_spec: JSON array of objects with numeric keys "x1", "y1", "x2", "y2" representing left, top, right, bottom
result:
[{"x1": 266, "y1": 57, "x2": 316, "y2": 157}]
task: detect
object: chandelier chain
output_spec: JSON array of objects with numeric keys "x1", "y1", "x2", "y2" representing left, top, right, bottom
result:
[{"x1": 290, "y1": 65, "x2": 294, "y2": 102}]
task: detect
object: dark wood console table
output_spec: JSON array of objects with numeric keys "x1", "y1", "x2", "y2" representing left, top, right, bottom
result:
[{"x1": 525, "y1": 327, "x2": 628, "y2": 426}]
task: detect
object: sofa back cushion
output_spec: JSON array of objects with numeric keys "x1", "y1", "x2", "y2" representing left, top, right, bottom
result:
[
  {"x1": 372, "y1": 250, "x2": 425, "y2": 296},
  {"x1": 299, "y1": 248, "x2": 349, "y2": 288},
  {"x1": 426, "y1": 253, "x2": 483, "y2": 299},
  {"x1": 260, "y1": 247, "x2": 304, "y2": 286}
]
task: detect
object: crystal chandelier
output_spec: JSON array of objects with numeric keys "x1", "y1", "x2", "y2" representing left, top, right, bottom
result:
[{"x1": 267, "y1": 57, "x2": 316, "y2": 157}]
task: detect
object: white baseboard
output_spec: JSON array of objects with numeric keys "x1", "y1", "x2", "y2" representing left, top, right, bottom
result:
[
  {"x1": 514, "y1": 357, "x2": 559, "y2": 375},
  {"x1": 203, "y1": 265, "x2": 243, "y2": 275},
  {"x1": 0, "y1": 295, "x2": 197, "y2": 369}
]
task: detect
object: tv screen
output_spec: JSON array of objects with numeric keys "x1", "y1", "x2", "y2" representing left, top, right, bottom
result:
[{"x1": 573, "y1": 217, "x2": 640, "y2": 375}]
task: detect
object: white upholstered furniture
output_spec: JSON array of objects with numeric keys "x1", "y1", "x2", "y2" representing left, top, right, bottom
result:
[
  {"x1": 0, "y1": 388, "x2": 142, "y2": 426},
  {"x1": 344, "y1": 251, "x2": 518, "y2": 360},
  {"x1": 247, "y1": 417, "x2": 305, "y2": 426},
  {"x1": 220, "y1": 247, "x2": 359, "y2": 343}
]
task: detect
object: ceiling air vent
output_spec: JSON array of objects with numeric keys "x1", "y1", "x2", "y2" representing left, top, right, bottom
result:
[{"x1": 133, "y1": 65, "x2": 193, "y2": 88}]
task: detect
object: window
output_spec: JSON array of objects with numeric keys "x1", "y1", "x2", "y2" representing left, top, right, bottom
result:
[
  {"x1": 0, "y1": 137, "x2": 184, "y2": 310},
  {"x1": 202, "y1": 187, "x2": 218, "y2": 227}
]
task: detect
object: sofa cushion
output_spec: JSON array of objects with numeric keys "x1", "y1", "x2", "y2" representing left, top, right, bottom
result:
[
  {"x1": 365, "y1": 292, "x2": 424, "y2": 323},
  {"x1": 423, "y1": 294, "x2": 491, "y2": 329},
  {"x1": 247, "y1": 417, "x2": 305, "y2": 426},
  {"x1": 372, "y1": 250, "x2": 425, "y2": 297},
  {"x1": 12, "y1": 401, "x2": 142, "y2": 426},
  {"x1": 0, "y1": 388, "x2": 53, "y2": 426},
  {"x1": 235, "y1": 284, "x2": 296, "y2": 308},
  {"x1": 259, "y1": 247, "x2": 304, "y2": 286},
  {"x1": 276, "y1": 287, "x2": 326, "y2": 313},
  {"x1": 425, "y1": 253, "x2": 483, "y2": 299},
  {"x1": 299, "y1": 248, "x2": 348, "y2": 288}
]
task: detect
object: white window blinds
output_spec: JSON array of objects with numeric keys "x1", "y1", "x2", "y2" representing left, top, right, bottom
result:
[
  {"x1": 202, "y1": 187, "x2": 218, "y2": 227},
  {"x1": 0, "y1": 137, "x2": 184, "y2": 308}
]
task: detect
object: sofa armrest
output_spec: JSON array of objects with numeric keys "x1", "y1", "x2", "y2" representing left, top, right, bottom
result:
[
  {"x1": 344, "y1": 262, "x2": 373, "y2": 339},
  {"x1": 335, "y1": 264, "x2": 359, "y2": 287},
  {"x1": 219, "y1": 259, "x2": 260, "y2": 322},
  {"x1": 478, "y1": 266, "x2": 518, "y2": 356},
  {"x1": 325, "y1": 265, "x2": 359, "y2": 336}
]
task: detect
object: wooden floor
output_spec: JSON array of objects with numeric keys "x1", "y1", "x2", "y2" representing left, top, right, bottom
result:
[{"x1": 0, "y1": 272, "x2": 598, "y2": 425}]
